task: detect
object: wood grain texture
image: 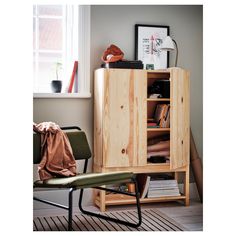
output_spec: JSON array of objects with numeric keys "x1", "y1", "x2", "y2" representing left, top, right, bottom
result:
[
  {"x1": 169, "y1": 68, "x2": 190, "y2": 169},
  {"x1": 103, "y1": 69, "x2": 133, "y2": 167},
  {"x1": 94, "y1": 69, "x2": 104, "y2": 170},
  {"x1": 93, "y1": 163, "x2": 187, "y2": 174},
  {"x1": 102, "y1": 69, "x2": 147, "y2": 168},
  {"x1": 95, "y1": 194, "x2": 186, "y2": 206},
  {"x1": 184, "y1": 165, "x2": 190, "y2": 206},
  {"x1": 93, "y1": 68, "x2": 190, "y2": 209},
  {"x1": 133, "y1": 70, "x2": 147, "y2": 166}
]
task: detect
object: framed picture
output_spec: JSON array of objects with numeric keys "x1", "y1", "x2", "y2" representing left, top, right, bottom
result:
[{"x1": 135, "y1": 24, "x2": 169, "y2": 70}]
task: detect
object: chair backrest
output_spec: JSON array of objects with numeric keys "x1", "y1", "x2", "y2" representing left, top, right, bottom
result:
[{"x1": 33, "y1": 127, "x2": 92, "y2": 164}]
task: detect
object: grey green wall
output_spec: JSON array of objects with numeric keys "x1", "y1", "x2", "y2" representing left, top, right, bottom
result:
[
  {"x1": 91, "y1": 5, "x2": 203, "y2": 158},
  {"x1": 33, "y1": 5, "x2": 203, "y2": 209}
]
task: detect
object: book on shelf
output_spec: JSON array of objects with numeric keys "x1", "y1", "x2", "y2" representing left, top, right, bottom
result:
[
  {"x1": 148, "y1": 178, "x2": 180, "y2": 198},
  {"x1": 73, "y1": 66, "x2": 79, "y2": 93},
  {"x1": 160, "y1": 104, "x2": 170, "y2": 128},
  {"x1": 149, "y1": 179, "x2": 179, "y2": 187},
  {"x1": 148, "y1": 189, "x2": 181, "y2": 198},
  {"x1": 136, "y1": 174, "x2": 181, "y2": 198},
  {"x1": 148, "y1": 185, "x2": 179, "y2": 190},
  {"x1": 154, "y1": 104, "x2": 170, "y2": 128},
  {"x1": 154, "y1": 104, "x2": 164, "y2": 125},
  {"x1": 147, "y1": 122, "x2": 159, "y2": 128},
  {"x1": 68, "y1": 61, "x2": 78, "y2": 93},
  {"x1": 136, "y1": 174, "x2": 151, "y2": 198}
]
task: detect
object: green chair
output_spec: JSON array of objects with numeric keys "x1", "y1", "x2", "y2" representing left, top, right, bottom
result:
[{"x1": 33, "y1": 126, "x2": 142, "y2": 231}]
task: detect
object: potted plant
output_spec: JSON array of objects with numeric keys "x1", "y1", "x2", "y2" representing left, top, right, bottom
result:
[{"x1": 51, "y1": 62, "x2": 62, "y2": 93}]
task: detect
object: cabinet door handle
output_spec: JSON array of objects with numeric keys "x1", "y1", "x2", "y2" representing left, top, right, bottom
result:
[{"x1": 121, "y1": 148, "x2": 126, "y2": 154}]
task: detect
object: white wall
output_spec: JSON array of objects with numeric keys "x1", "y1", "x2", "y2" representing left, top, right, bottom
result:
[{"x1": 33, "y1": 5, "x2": 203, "y2": 209}]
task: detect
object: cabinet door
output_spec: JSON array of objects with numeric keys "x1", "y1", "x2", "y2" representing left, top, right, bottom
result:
[
  {"x1": 94, "y1": 69, "x2": 105, "y2": 170},
  {"x1": 103, "y1": 69, "x2": 147, "y2": 168},
  {"x1": 170, "y1": 68, "x2": 190, "y2": 169}
]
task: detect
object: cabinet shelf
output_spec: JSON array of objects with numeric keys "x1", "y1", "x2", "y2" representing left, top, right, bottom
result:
[
  {"x1": 147, "y1": 71, "x2": 170, "y2": 79},
  {"x1": 147, "y1": 98, "x2": 170, "y2": 102},
  {"x1": 147, "y1": 128, "x2": 170, "y2": 132},
  {"x1": 147, "y1": 162, "x2": 169, "y2": 166},
  {"x1": 95, "y1": 193, "x2": 186, "y2": 206}
]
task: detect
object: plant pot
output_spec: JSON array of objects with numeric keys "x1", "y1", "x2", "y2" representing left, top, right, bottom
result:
[{"x1": 51, "y1": 80, "x2": 62, "y2": 93}]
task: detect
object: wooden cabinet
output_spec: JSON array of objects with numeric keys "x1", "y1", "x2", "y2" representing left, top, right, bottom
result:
[{"x1": 94, "y1": 68, "x2": 190, "y2": 211}]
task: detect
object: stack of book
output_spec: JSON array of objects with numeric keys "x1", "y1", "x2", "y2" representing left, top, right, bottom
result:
[
  {"x1": 137, "y1": 174, "x2": 181, "y2": 198},
  {"x1": 148, "y1": 179, "x2": 180, "y2": 198}
]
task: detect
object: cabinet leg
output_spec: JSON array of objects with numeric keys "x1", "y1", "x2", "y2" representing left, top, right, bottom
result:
[
  {"x1": 174, "y1": 172, "x2": 179, "y2": 181},
  {"x1": 99, "y1": 188, "x2": 106, "y2": 212},
  {"x1": 184, "y1": 166, "x2": 190, "y2": 206}
]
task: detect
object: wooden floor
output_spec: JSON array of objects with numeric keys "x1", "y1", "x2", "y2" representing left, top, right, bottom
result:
[
  {"x1": 156, "y1": 199, "x2": 203, "y2": 231},
  {"x1": 34, "y1": 198, "x2": 203, "y2": 231}
]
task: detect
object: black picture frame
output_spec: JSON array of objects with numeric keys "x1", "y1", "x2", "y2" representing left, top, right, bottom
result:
[{"x1": 135, "y1": 24, "x2": 170, "y2": 70}]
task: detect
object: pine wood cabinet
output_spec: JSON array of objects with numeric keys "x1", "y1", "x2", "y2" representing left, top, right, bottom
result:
[{"x1": 94, "y1": 68, "x2": 190, "y2": 211}]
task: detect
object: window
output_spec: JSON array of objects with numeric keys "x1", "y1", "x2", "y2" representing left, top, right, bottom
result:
[{"x1": 33, "y1": 5, "x2": 90, "y2": 97}]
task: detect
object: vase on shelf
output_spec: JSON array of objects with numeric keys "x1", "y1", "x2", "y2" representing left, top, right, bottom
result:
[
  {"x1": 51, "y1": 62, "x2": 63, "y2": 93},
  {"x1": 51, "y1": 80, "x2": 62, "y2": 93}
]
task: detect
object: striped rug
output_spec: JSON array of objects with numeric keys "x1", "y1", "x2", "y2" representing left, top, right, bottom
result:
[{"x1": 33, "y1": 208, "x2": 187, "y2": 231}]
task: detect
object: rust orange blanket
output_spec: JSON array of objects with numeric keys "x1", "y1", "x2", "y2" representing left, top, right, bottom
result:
[{"x1": 33, "y1": 122, "x2": 77, "y2": 181}]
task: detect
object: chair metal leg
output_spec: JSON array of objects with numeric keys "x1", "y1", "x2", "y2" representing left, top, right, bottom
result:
[
  {"x1": 33, "y1": 190, "x2": 74, "y2": 231},
  {"x1": 68, "y1": 188, "x2": 74, "y2": 231},
  {"x1": 134, "y1": 180, "x2": 142, "y2": 224},
  {"x1": 78, "y1": 178, "x2": 142, "y2": 228},
  {"x1": 34, "y1": 177, "x2": 142, "y2": 230}
]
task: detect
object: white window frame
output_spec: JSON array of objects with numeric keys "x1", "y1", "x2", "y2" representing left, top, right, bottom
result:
[{"x1": 33, "y1": 5, "x2": 91, "y2": 98}]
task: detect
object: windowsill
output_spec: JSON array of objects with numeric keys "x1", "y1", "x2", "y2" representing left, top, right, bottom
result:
[{"x1": 33, "y1": 92, "x2": 91, "y2": 98}]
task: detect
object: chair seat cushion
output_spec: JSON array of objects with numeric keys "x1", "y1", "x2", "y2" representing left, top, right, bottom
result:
[{"x1": 34, "y1": 171, "x2": 134, "y2": 189}]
